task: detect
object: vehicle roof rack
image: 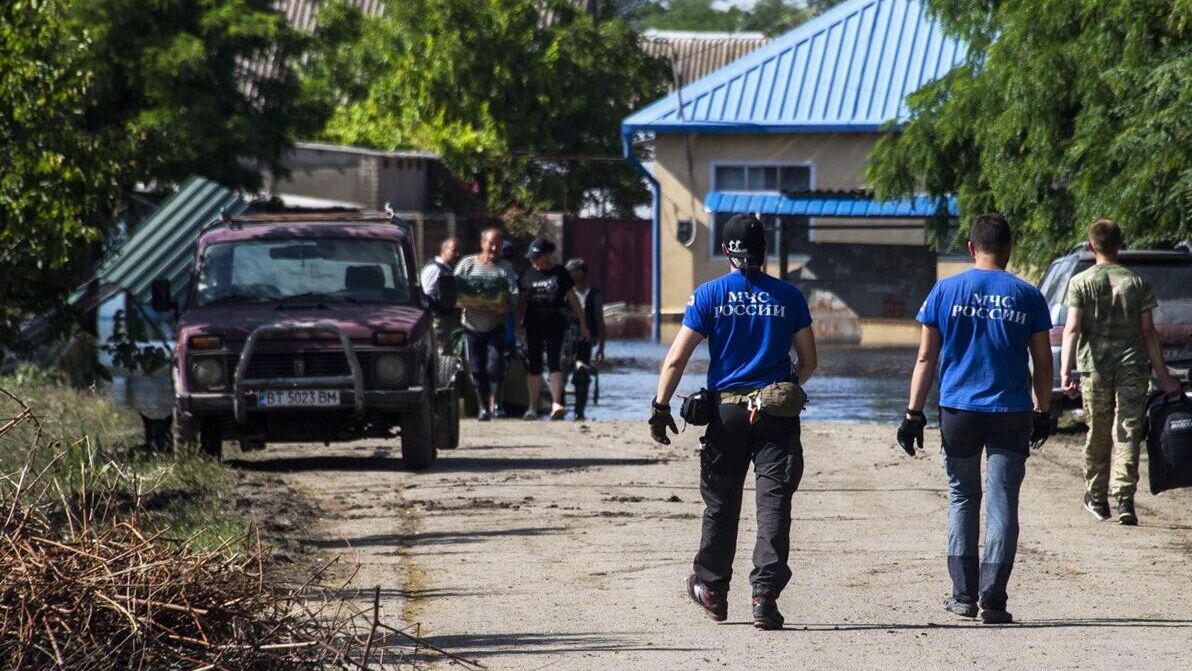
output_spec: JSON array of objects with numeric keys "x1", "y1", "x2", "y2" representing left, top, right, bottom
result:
[{"x1": 200, "y1": 210, "x2": 408, "y2": 233}]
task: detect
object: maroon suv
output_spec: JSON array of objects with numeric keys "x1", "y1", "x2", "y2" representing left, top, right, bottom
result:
[{"x1": 155, "y1": 212, "x2": 459, "y2": 469}]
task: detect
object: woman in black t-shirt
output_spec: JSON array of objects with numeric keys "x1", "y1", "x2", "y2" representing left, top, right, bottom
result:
[{"x1": 516, "y1": 237, "x2": 591, "y2": 420}]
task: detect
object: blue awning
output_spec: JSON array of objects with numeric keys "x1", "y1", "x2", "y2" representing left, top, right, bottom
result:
[{"x1": 704, "y1": 191, "x2": 957, "y2": 218}]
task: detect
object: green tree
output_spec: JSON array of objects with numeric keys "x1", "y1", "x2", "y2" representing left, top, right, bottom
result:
[
  {"x1": 1, "y1": 0, "x2": 356, "y2": 347},
  {"x1": 627, "y1": 0, "x2": 748, "y2": 32},
  {"x1": 626, "y1": 0, "x2": 844, "y2": 36},
  {"x1": 320, "y1": 0, "x2": 668, "y2": 217},
  {"x1": 66, "y1": 0, "x2": 346, "y2": 192},
  {"x1": 868, "y1": 0, "x2": 1192, "y2": 268},
  {"x1": 0, "y1": 0, "x2": 124, "y2": 345}
]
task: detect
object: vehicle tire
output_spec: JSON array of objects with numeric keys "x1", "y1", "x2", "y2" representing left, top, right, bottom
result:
[
  {"x1": 436, "y1": 386, "x2": 460, "y2": 450},
  {"x1": 199, "y1": 420, "x2": 223, "y2": 461},
  {"x1": 401, "y1": 388, "x2": 438, "y2": 470},
  {"x1": 172, "y1": 407, "x2": 195, "y2": 453},
  {"x1": 435, "y1": 355, "x2": 461, "y2": 450},
  {"x1": 173, "y1": 410, "x2": 222, "y2": 460},
  {"x1": 142, "y1": 414, "x2": 173, "y2": 452}
]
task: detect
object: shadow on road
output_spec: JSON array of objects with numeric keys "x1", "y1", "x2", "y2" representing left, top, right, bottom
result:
[
  {"x1": 303, "y1": 526, "x2": 567, "y2": 549},
  {"x1": 228, "y1": 454, "x2": 666, "y2": 473},
  {"x1": 421, "y1": 631, "x2": 702, "y2": 659},
  {"x1": 721, "y1": 617, "x2": 1192, "y2": 631}
]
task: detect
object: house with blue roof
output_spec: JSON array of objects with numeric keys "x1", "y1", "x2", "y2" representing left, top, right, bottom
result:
[{"x1": 621, "y1": 0, "x2": 966, "y2": 342}]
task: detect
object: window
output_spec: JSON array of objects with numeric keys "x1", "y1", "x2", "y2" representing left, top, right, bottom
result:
[
  {"x1": 711, "y1": 164, "x2": 813, "y2": 257},
  {"x1": 714, "y1": 165, "x2": 810, "y2": 193},
  {"x1": 195, "y1": 238, "x2": 411, "y2": 306}
]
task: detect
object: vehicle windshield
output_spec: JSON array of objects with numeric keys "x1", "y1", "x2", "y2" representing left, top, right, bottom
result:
[
  {"x1": 194, "y1": 238, "x2": 411, "y2": 307},
  {"x1": 1071, "y1": 259, "x2": 1192, "y2": 303}
]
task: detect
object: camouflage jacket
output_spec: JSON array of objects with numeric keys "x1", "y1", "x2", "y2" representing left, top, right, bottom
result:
[{"x1": 1065, "y1": 263, "x2": 1157, "y2": 372}]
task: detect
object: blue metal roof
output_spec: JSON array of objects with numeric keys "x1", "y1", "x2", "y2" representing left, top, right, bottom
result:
[
  {"x1": 704, "y1": 191, "x2": 957, "y2": 217},
  {"x1": 623, "y1": 0, "x2": 967, "y2": 133}
]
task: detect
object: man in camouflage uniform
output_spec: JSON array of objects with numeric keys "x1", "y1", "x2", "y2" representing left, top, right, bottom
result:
[{"x1": 1060, "y1": 219, "x2": 1181, "y2": 525}]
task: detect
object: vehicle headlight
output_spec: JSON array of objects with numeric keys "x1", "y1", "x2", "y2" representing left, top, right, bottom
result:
[
  {"x1": 191, "y1": 357, "x2": 225, "y2": 389},
  {"x1": 374, "y1": 353, "x2": 407, "y2": 385}
]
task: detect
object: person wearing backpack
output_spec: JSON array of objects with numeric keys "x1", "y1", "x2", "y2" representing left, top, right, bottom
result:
[{"x1": 1059, "y1": 219, "x2": 1181, "y2": 525}]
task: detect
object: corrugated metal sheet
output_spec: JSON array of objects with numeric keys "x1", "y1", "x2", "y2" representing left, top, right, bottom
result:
[
  {"x1": 639, "y1": 31, "x2": 771, "y2": 90},
  {"x1": 278, "y1": 0, "x2": 385, "y2": 32},
  {"x1": 241, "y1": 0, "x2": 385, "y2": 101},
  {"x1": 97, "y1": 177, "x2": 248, "y2": 305},
  {"x1": 623, "y1": 0, "x2": 967, "y2": 132},
  {"x1": 704, "y1": 191, "x2": 957, "y2": 217}
]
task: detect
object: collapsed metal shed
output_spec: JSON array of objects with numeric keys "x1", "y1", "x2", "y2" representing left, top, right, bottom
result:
[{"x1": 95, "y1": 176, "x2": 248, "y2": 306}]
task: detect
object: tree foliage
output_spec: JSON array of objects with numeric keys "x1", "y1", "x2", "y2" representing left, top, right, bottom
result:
[
  {"x1": 319, "y1": 0, "x2": 669, "y2": 217},
  {"x1": 868, "y1": 0, "x2": 1192, "y2": 267},
  {"x1": 0, "y1": 0, "x2": 124, "y2": 344},
  {"x1": 66, "y1": 0, "x2": 344, "y2": 192},
  {"x1": 626, "y1": 0, "x2": 845, "y2": 36},
  {"x1": 1, "y1": 0, "x2": 354, "y2": 346}
]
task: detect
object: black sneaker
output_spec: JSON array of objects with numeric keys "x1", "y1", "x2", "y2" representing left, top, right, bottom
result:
[
  {"x1": 478, "y1": 409, "x2": 492, "y2": 422},
  {"x1": 1117, "y1": 498, "x2": 1138, "y2": 526},
  {"x1": 685, "y1": 574, "x2": 727, "y2": 622},
  {"x1": 493, "y1": 407, "x2": 507, "y2": 419},
  {"x1": 751, "y1": 595, "x2": 784, "y2": 630},
  {"x1": 944, "y1": 598, "x2": 977, "y2": 618},
  {"x1": 980, "y1": 608, "x2": 1014, "y2": 625},
  {"x1": 1083, "y1": 492, "x2": 1111, "y2": 521}
]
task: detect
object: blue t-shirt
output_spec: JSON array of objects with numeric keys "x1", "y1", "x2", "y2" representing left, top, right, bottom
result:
[
  {"x1": 917, "y1": 268, "x2": 1052, "y2": 412},
  {"x1": 683, "y1": 271, "x2": 813, "y2": 390}
]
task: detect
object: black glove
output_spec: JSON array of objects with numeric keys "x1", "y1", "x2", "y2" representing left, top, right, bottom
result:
[
  {"x1": 1030, "y1": 410, "x2": 1052, "y2": 451},
  {"x1": 649, "y1": 398, "x2": 678, "y2": 445},
  {"x1": 897, "y1": 409, "x2": 926, "y2": 456}
]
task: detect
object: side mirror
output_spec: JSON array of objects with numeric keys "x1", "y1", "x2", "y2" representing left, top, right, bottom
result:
[{"x1": 150, "y1": 278, "x2": 175, "y2": 313}]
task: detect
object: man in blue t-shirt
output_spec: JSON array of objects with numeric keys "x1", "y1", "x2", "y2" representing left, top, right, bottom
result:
[
  {"x1": 897, "y1": 213, "x2": 1054, "y2": 625},
  {"x1": 650, "y1": 214, "x2": 817, "y2": 630}
]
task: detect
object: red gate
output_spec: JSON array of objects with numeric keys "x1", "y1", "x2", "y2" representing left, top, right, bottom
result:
[{"x1": 564, "y1": 218, "x2": 652, "y2": 307}]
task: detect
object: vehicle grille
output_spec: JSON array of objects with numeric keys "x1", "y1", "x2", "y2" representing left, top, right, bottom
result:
[{"x1": 232, "y1": 351, "x2": 374, "y2": 381}]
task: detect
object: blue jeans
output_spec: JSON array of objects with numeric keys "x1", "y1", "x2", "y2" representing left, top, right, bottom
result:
[{"x1": 940, "y1": 408, "x2": 1030, "y2": 611}]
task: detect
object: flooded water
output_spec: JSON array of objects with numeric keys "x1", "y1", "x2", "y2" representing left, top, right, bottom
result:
[{"x1": 584, "y1": 340, "x2": 937, "y2": 424}]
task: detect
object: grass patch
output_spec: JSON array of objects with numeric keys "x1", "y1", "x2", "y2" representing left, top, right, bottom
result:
[{"x1": 0, "y1": 371, "x2": 246, "y2": 551}]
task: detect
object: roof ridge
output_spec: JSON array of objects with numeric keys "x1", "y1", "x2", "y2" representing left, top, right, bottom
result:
[{"x1": 623, "y1": 0, "x2": 967, "y2": 133}]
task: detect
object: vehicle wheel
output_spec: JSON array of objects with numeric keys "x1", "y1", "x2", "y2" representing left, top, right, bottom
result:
[
  {"x1": 199, "y1": 420, "x2": 223, "y2": 461},
  {"x1": 436, "y1": 386, "x2": 460, "y2": 450},
  {"x1": 435, "y1": 356, "x2": 461, "y2": 451},
  {"x1": 401, "y1": 389, "x2": 438, "y2": 470},
  {"x1": 172, "y1": 407, "x2": 195, "y2": 453},
  {"x1": 142, "y1": 414, "x2": 173, "y2": 452}
]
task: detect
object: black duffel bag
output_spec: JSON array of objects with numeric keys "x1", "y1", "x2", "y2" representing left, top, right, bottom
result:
[{"x1": 1146, "y1": 385, "x2": 1192, "y2": 495}]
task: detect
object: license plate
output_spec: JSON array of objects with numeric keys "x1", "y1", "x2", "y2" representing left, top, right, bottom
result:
[{"x1": 257, "y1": 389, "x2": 340, "y2": 408}]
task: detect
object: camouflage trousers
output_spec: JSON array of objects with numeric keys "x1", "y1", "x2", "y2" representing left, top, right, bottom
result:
[{"x1": 1081, "y1": 366, "x2": 1149, "y2": 502}]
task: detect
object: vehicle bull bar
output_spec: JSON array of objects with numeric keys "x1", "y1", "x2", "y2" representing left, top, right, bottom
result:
[{"x1": 233, "y1": 321, "x2": 366, "y2": 424}]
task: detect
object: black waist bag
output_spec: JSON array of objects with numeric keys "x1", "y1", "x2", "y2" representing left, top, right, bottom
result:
[
  {"x1": 680, "y1": 388, "x2": 717, "y2": 426},
  {"x1": 1146, "y1": 388, "x2": 1192, "y2": 495}
]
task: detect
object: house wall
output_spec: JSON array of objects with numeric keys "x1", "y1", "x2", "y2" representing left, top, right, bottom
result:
[
  {"x1": 652, "y1": 132, "x2": 930, "y2": 341},
  {"x1": 272, "y1": 144, "x2": 433, "y2": 212}
]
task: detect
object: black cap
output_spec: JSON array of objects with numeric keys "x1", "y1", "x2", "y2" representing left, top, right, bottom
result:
[
  {"x1": 721, "y1": 214, "x2": 766, "y2": 262},
  {"x1": 501, "y1": 240, "x2": 515, "y2": 260},
  {"x1": 526, "y1": 237, "x2": 556, "y2": 258},
  {"x1": 564, "y1": 258, "x2": 587, "y2": 273}
]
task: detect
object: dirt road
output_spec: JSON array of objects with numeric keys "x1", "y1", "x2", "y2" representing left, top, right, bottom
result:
[{"x1": 238, "y1": 420, "x2": 1192, "y2": 670}]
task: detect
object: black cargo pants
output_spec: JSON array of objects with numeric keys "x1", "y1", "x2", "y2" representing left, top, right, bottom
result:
[{"x1": 694, "y1": 402, "x2": 804, "y2": 598}]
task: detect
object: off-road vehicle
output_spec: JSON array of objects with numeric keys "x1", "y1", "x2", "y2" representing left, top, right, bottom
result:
[{"x1": 155, "y1": 211, "x2": 459, "y2": 470}]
